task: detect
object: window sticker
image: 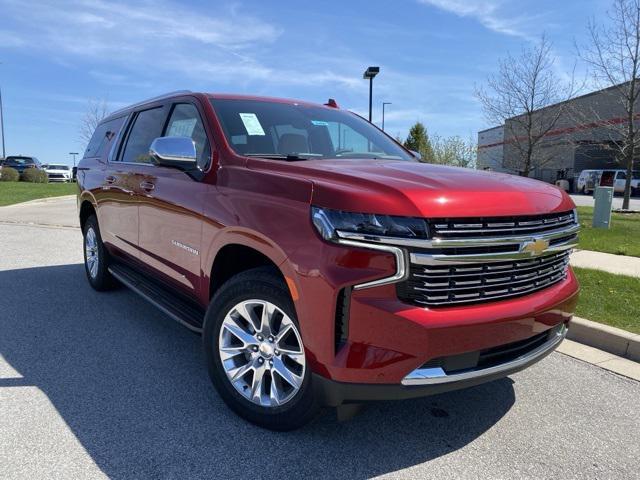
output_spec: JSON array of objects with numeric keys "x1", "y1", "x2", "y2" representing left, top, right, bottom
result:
[
  {"x1": 168, "y1": 118, "x2": 197, "y2": 137},
  {"x1": 239, "y1": 112, "x2": 266, "y2": 136},
  {"x1": 311, "y1": 120, "x2": 329, "y2": 126}
]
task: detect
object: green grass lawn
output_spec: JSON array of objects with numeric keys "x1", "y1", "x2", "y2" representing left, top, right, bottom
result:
[
  {"x1": 577, "y1": 206, "x2": 640, "y2": 257},
  {"x1": 574, "y1": 267, "x2": 640, "y2": 334},
  {"x1": 0, "y1": 181, "x2": 78, "y2": 206}
]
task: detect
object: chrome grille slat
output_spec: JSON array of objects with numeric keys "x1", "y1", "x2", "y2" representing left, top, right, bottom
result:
[
  {"x1": 413, "y1": 253, "x2": 568, "y2": 280},
  {"x1": 415, "y1": 259, "x2": 567, "y2": 292},
  {"x1": 435, "y1": 218, "x2": 574, "y2": 235},
  {"x1": 412, "y1": 270, "x2": 567, "y2": 306},
  {"x1": 431, "y1": 212, "x2": 576, "y2": 238}
]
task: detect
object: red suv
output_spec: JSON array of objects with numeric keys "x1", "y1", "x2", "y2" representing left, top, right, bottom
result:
[{"x1": 77, "y1": 91, "x2": 579, "y2": 430}]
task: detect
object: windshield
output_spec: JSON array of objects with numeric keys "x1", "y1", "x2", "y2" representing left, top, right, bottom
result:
[
  {"x1": 210, "y1": 98, "x2": 413, "y2": 161},
  {"x1": 5, "y1": 157, "x2": 36, "y2": 166}
]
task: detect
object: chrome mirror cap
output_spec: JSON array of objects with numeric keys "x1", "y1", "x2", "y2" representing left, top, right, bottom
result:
[
  {"x1": 149, "y1": 136, "x2": 197, "y2": 164},
  {"x1": 410, "y1": 150, "x2": 422, "y2": 160}
]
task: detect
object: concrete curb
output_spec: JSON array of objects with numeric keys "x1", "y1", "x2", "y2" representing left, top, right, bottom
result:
[{"x1": 568, "y1": 316, "x2": 640, "y2": 362}]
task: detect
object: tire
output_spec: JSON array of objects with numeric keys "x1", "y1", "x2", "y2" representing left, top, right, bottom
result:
[
  {"x1": 203, "y1": 267, "x2": 319, "y2": 431},
  {"x1": 580, "y1": 185, "x2": 587, "y2": 195},
  {"x1": 83, "y1": 214, "x2": 117, "y2": 291}
]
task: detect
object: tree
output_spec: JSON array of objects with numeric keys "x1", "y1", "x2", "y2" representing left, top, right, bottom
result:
[
  {"x1": 79, "y1": 99, "x2": 110, "y2": 149},
  {"x1": 403, "y1": 121, "x2": 435, "y2": 162},
  {"x1": 578, "y1": 0, "x2": 640, "y2": 210},
  {"x1": 432, "y1": 135, "x2": 477, "y2": 168},
  {"x1": 476, "y1": 35, "x2": 576, "y2": 177}
]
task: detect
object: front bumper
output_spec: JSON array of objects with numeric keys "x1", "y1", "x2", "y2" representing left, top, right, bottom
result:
[{"x1": 315, "y1": 324, "x2": 567, "y2": 406}]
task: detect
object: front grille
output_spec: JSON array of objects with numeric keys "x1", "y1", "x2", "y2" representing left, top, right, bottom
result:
[
  {"x1": 397, "y1": 250, "x2": 570, "y2": 307},
  {"x1": 48, "y1": 173, "x2": 65, "y2": 179},
  {"x1": 429, "y1": 211, "x2": 576, "y2": 238}
]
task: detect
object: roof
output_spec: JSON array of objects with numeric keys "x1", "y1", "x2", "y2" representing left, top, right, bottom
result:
[{"x1": 106, "y1": 91, "x2": 335, "y2": 121}]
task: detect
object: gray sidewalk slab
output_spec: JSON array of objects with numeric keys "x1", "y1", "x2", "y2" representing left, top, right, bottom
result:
[
  {"x1": 0, "y1": 195, "x2": 79, "y2": 228},
  {"x1": 570, "y1": 249, "x2": 640, "y2": 277},
  {"x1": 570, "y1": 193, "x2": 640, "y2": 210}
]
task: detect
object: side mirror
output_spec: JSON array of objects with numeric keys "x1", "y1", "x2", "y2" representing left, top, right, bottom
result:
[
  {"x1": 149, "y1": 136, "x2": 197, "y2": 168},
  {"x1": 410, "y1": 150, "x2": 422, "y2": 160}
]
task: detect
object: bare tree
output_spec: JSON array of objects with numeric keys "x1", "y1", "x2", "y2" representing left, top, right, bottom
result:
[
  {"x1": 79, "y1": 99, "x2": 110, "y2": 149},
  {"x1": 578, "y1": 0, "x2": 640, "y2": 210},
  {"x1": 476, "y1": 35, "x2": 576, "y2": 177}
]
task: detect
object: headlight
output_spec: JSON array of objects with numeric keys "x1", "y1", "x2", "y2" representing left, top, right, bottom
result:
[{"x1": 311, "y1": 206, "x2": 429, "y2": 242}]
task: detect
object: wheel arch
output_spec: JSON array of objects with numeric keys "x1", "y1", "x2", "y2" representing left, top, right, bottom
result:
[
  {"x1": 78, "y1": 194, "x2": 98, "y2": 232},
  {"x1": 208, "y1": 241, "x2": 288, "y2": 298}
]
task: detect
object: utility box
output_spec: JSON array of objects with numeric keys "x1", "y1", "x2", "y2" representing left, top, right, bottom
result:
[{"x1": 592, "y1": 186, "x2": 613, "y2": 228}]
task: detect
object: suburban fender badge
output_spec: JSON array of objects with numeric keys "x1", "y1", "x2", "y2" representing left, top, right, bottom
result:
[
  {"x1": 171, "y1": 240, "x2": 199, "y2": 256},
  {"x1": 520, "y1": 238, "x2": 550, "y2": 256}
]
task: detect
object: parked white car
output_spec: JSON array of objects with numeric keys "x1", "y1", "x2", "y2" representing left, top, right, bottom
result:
[{"x1": 43, "y1": 164, "x2": 72, "y2": 182}]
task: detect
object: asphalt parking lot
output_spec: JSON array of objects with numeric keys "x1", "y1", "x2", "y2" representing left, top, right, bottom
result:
[{"x1": 1, "y1": 198, "x2": 639, "y2": 479}]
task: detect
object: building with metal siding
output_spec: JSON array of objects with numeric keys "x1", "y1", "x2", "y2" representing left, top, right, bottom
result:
[{"x1": 477, "y1": 82, "x2": 639, "y2": 187}]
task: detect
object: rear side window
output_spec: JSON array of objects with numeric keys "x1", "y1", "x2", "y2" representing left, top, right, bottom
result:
[
  {"x1": 84, "y1": 117, "x2": 125, "y2": 159},
  {"x1": 164, "y1": 103, "x2": 210, "y2": 169},
  {"x1": 121, "y1": 107, "x2": 166, "y2": 163}
]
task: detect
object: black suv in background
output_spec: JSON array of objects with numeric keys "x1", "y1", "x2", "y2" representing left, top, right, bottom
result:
[{"x1": 1, "y1": 156, "x2": 43, "y2": 175}]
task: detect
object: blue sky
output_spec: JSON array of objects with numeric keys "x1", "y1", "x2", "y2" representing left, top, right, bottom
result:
[{"x1": 0, "y1": 0, "x2": 610, "y2": 165}]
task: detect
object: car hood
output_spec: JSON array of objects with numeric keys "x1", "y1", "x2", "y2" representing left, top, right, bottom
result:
[{"x1": 273, "y1": 159, "x2": 575, "y2": 218}]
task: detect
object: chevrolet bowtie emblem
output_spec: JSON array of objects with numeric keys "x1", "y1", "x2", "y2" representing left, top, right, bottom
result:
[{"x1": 521, "y1": 238, "x2": 549, "y2": 256}]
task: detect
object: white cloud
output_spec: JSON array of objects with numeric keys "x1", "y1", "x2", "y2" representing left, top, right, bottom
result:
[
  {"x1": 417, "y1": 0, "x2": 537, "y2": 39},
  {"x1": 0, "y1": 0, "x2": 364, "y2": 91}
]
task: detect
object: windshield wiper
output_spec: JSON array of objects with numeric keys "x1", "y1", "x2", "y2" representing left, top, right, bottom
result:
[{"x1": 244, "y1": 153, "x2": 322, "y2": 162}]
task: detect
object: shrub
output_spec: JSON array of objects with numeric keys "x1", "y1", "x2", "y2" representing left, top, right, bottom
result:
[
  {"x1": 0, "y1": 166, "x2": 20, "y2": 182},
  {"x1": 21, "y1": 168, "x2": 49, "y2": 183}
]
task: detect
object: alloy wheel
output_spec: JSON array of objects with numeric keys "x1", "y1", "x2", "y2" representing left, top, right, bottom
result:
[
  {"x1": 85, "y1": 227, "x2": 99, "y2": 279},
  {"x1": 218, "y1": 299, "x2": 306, "y2": 407}
]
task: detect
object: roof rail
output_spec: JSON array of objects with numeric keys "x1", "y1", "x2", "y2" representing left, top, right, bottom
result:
[{"x1": 109, "y1": 90, "x2": 193, "y2": 117}]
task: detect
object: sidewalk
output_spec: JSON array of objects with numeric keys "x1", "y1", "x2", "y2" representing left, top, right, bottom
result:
[
  {"x1": 0, "y1": 195, "x2": 78, "y2": 229},
  {"x1": 570, "y1": 249, "x2": 640, "y2": 277}
]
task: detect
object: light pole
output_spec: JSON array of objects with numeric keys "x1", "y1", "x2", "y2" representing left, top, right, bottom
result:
[
  {"x1": 382, "y1": 102, "x2": 392, "y2": 131},
  {"x1": 0, "y1": 86, "x2": 5, "y2": 159},
  {"x1": 363, "y1": 66, "x2": 379, "y2": 123},
  {"x1": 0, "y1": 61, "x2": 5, "y2": 159},
  {"x1": 69, "y1": 152, "x2": 79, "y2": 167}
]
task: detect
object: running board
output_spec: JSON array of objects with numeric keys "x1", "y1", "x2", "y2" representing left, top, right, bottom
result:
[{"x1": 108, "y1": 263, "x2": 204, "y2": 333}]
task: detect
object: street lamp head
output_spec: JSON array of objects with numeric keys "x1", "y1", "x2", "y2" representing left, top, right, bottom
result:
[{"x1": 363, "y1": 66, "x2": 380, "y2": 79}]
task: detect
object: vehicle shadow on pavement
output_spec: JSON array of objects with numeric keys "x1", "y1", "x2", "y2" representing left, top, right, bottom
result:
[{"x1": 0, "y1": 264, "x2": 516, "y2": 479}]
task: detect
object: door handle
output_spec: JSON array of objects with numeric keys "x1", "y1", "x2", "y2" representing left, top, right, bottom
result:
[
  {"x1": 140, "y1": 180, "x2": 155, "y2": 192},
  {"x1": 105, "y1": 175, "x2": 116, "y2": 184}
]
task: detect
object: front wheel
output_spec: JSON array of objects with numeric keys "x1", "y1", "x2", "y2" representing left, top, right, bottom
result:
[
  {"x1": 83, "y1": 215, "x2": 117, "y2": 291},
  {"x1": 203, "y1": 267, "x2": 319, "y2": 430}
]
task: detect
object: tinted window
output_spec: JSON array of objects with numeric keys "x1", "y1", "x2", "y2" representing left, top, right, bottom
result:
[
  {"x1": 164, "y1": 103, "x2": 210, "y2": 169},
  {"x1": 121, "y1": 107, "x2": 166, "y2": 163},
  {"x1": 5, "y1": 157, "x2": 37, "y2": 166},
  {"x1": 84, "y1": 117, "x2": 125, "y2": 159},
  {"x1": 210, "y1": 98, "x2": 412, "y2": 161}
]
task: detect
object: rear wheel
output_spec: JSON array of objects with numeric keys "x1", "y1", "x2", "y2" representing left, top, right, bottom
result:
[
  {"x1": 83, "y1": 215, "x2": 117, "y2": 291},
  {"x1": 203, "y1": 267, "x2": 319, "y2": 430}
]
